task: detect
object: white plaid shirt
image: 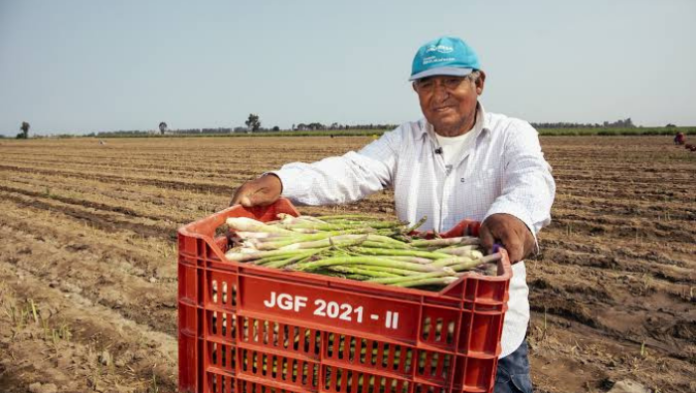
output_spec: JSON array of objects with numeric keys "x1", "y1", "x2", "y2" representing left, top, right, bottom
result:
[{"x1": 275, "y1": 105, "x2": 556, "y2": 358}]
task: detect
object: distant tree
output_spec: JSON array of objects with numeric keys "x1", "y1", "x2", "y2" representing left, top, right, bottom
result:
[
  {"x1": 18, "y1": 121, "x2": 30, "y2": 139},
  {"x1": 666, "y1": 123, "x2": 677, "y2": 128},
  {"x1": 159, "y1": 121, "x2": 168, "y2": 135},
  {"x1": 272, "y1": 126, "x2": 280, "y2": 131},
  {"x1": 245, "y1": 114, "x2": 261, "y2": 132}
]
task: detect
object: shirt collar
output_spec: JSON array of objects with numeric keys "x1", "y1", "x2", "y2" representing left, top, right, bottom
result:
[{"x1": 419, "y1": 102, "x2": 490, "y2": 140}]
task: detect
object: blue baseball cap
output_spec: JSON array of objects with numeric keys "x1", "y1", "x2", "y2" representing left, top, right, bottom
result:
[{"x1": 409, "y1": 36, "x2": 481, "y2": 81}]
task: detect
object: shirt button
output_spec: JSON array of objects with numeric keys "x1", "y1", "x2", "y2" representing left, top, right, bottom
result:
[{"x1": 460, "y1": 178, "x2": 466, "y2": 183}]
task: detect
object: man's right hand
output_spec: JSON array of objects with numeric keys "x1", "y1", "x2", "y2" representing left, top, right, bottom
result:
[{"x1": 229, "y1": 173, "x2": 283, "y2": 207}]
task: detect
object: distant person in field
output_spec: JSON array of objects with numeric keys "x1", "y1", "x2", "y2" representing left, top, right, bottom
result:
[
  {"x1": 674, "y1": 131, "x2": 685, "y2": 145},
  {"x1": 231, "y1": 36, "x2": 555, "y2": 392}
]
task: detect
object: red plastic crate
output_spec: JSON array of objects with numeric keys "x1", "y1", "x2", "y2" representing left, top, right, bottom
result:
[{"x1": 178, "y1": 199, "x2": 512, "y2": 393}]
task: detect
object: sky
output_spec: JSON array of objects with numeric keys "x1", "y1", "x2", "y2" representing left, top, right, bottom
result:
[{"x1": 1, "y1": 0, "x2": 695, "y2": 136}]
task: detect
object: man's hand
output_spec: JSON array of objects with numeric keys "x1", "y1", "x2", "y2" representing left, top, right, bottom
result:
[
  {"x1": 479, "y1": 213, "x2": 535, "y2": 263},
  {"x1": 229, "y1": 174, "x2": 282, "y2": 207}
]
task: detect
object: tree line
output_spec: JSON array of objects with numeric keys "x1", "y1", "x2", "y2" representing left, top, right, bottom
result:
[
  {"x1": 10, "y1": 117, "x2": 683, "y2": 139},
  {"x1": 531, "y1": 118, "x2": 635, "y2": 129}
]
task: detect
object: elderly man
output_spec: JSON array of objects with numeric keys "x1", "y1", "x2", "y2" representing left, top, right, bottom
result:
[{"x1": 231, "y1": 36, "x2": 555, "y2": 393}]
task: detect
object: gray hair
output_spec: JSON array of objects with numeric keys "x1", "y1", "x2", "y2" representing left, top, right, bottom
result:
[{"x1": 465, "y1": 70, "x2": 481, "y2": 82}]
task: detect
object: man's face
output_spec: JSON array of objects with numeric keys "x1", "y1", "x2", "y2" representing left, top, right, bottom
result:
[{"x1": 413, "y1": 72, "x2": 486, "y2": 137}]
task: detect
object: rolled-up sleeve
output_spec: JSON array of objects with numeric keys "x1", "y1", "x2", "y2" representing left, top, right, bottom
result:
[
  {"x1": 273, "y1": 129, "x2": 401, "y2": 206},
  {"x1": 484, "y1": 121, "x2": 556, "y2": 238}
]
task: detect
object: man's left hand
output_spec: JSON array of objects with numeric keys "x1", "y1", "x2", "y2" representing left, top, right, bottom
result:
[{"x1": 479, "y1": 213, "x2": 535, "y2": 263}]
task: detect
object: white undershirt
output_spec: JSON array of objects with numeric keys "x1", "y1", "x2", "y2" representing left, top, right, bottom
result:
[{"x1": 434, "y1": 130, "x2": 476, "y2": 172}]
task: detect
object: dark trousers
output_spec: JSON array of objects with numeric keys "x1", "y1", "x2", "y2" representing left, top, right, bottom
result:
[{"x1": 494, "y1": 341, "x2": 533, "y2": 393}]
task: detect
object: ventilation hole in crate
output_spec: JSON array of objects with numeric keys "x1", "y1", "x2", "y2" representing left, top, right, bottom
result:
[
  {"x1": 292, "y1": 327, "x2": 300, "y2": 351},
  {"x1": 221, "y1": 313, "x2": 228, "y2": 337},
  {"x1": 270, "y1": 355, "x2": 277, "y2": 378},
  {"x1": 347, "y1": 336, "x2": 355, "y2": 362},
  {"x1": 212, "y1": 312, "x2": 218, "y2": 335},
  {"x1": 357, "y1": 374, "x2": 365, "y2": 392},
  {"x1": 381, "y1": 343, "x2": 389, "y2": 367},
  {"x1": 446, "y1": 321, "x2": 455, "y2": 344},
  {"x1": 272, "y1": 322, "x2": 279, "y2": 346},
  {"x1": 429, "y1": 352, "x2": 439, "y2": 376},
  {"x1": 281, "y1": 357, "x2": 288, "y2": 381},
  {"x1": 291, "y1": 359, "x2": 298, "y2": 383},
  {"x1": 392, "y1": 346, "x2": 401, "y2": 371},
  {"x1": 263, "y1": 322, "x2": 269, "y2": 345},
  {"x1": 242, "y1": 318, "x2": 248, "y2": 341},
  {"x1": 345, "y1": 370, "x2": 353, "y2": 393},
  {"x1": 359, "y1": 338, "x2": 367, "y2": 364},
  {"x1": 232, "y1": 283, "x2": 238, "y2": 306},
  {"x1": 336, "y1": 368, "x2": 344, "y2": 392},
  {"x1": 324, "y1": 367, "x2": 331, "y2": 390},
  {"x1": 231, "y1": 346, "x2": 237, "y2": 370},
  {"x1": 417, "y1": 352, "x2": 426, "y2": 374},
  {"x1": 313, "y1": 363, "x2": 319, "y2": 387},
  {"x1": 405, "y1": 347, "x2": 413, "y2": 373},
  {"x1": 314, "y1": 330, "x2": 322, "y2": 355},
  {"x1": 262, "y1": 353, "x2": 269, "y2": 376},
  {"x1": 368, "y1": 375, "x2": 377, "y2": 393},
  {"x1": 252, "y1": 319, "x2": 259, "y2": 342},
  {"x1": 434, "y1": 318, "x2": 443, "y2": 342},
  {"x1": 231, "y1": 314, "x2": 237, "y2": 340},
  {"x1": 221, "y1": 345, "x2": 228, "y2": 367},
  {"x1": 212, "y1": 343, "x2": 218, "y2": 366},
  {"x1": 302, "y1": 329, "x2": 310, "y2": 353},
  {"x1": 442, "y1": 354, "x2": 451, "y2": 378},
  {"x1": 221, "y1": 374, "x2": 226, "y2": 392},
  {"x1": 212, "y1": 373, "x2": 218, "y2": 393},
  {"x1": 422, "y1": 317, "x2": 431, "y2": 341},
  {"x1": 338, "y1": 335, "x2": 345, "y2": 360},
  {"x1": 222, "y1": 282, "x2": 228, "y2": 305},
  {"x1": 379, "y1": 377, "x2": 387, "y2": 393},
  {"x1": 252, "y1": 351, "x2": 258, "y2": 373},
  {"x1": 212, "y1": 280, "x2": 219, "y2": 303},
  {"x1": 303, "y1": 361, "x2": 310, "y2": 386},
  {"x1": 390, "y1": 378, "x2": 399, "y2": 393},
  {"x1": 327, "y1": 333, "x2": 335, "y2": 357},
  {"x1": 283, "y1": 325, "x2": 290, "y2": 349},
  {"x1": 401, "y1": 381, "x2": 410, "y2": 393}
]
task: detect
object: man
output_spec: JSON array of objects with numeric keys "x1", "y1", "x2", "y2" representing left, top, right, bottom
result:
[{"x1": 231, "y1": 36, "x2": 555, "y2": 393}]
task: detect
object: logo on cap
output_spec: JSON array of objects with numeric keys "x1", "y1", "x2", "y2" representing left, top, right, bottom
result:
[{"x1": 426, "y1": 45, "x2": 454, "y2": 54}]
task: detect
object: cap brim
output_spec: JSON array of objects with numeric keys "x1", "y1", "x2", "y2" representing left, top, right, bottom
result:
[{"x1": 409, "y1": 67, "x2": 473, "y2": 81}]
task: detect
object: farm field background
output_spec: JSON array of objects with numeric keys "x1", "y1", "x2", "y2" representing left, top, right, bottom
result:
[{"x1": 0, "y1": 136, "x2": 694, "y2": 393}]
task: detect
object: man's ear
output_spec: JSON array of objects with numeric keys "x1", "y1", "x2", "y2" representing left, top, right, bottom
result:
[
  {"x1": 476, "y1": 71, "x2": 486, "y2": 95},
  {"x1": 412, "y1": 82, "x2": 418, "y2": 93}
]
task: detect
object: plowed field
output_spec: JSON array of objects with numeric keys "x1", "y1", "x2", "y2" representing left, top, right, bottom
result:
[{"x1": 0, "y1": 136, "x2": 694, "y2": 393}]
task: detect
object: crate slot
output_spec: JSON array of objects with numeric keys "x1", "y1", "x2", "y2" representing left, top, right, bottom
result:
[
  {"x1": 241, "y1": 317, "x2": 321, "y2": 357},
  {"x1": 414, "y1": 383, "x2": 446, "y2": 393},
  {"x1": 419, "y1": 307, "x2": 460, "y2": 350},
  {"x1": 415, "y1": 351, "x2": 451, "y2": 382},
  {"x1": 208, "y1": 371, "x2": 235, "y2": 393},
  {"x1": 325, "y1": 334, "x2": 414, "y2": 376},
  {"x1": 324, "y1": 367, "x2": 409, "y2": 393},
  {"x1": 241, "y1": 348, "x2": 319, "y2": 389}
]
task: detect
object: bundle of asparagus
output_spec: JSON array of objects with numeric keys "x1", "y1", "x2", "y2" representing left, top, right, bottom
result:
[{"x1": 224, "y1": 214, "x2": 500, "y2": 290}]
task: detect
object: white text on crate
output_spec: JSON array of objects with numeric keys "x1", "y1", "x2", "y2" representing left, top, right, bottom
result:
[{"x1": 263, "y1": 291, "x2": 400, "y2": 329}]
